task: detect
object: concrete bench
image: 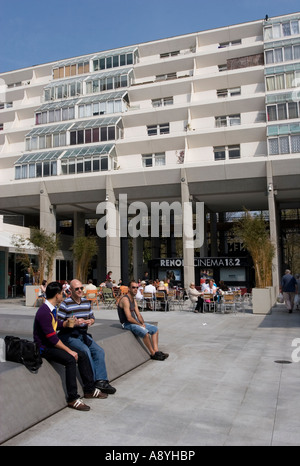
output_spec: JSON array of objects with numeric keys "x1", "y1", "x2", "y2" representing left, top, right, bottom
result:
[{"x1": 0, "y1": 314, "x2": 152, "y2": 444}]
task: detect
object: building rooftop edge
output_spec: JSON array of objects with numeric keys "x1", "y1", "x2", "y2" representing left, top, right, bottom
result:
[{"x1": 1, "y1": 11, "x2": 298, "y2": 77}]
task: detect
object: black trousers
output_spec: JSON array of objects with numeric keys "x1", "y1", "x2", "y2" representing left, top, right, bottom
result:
[
  {"x1": 195, "y1": 296, "x2": 204, "y2": 311},
  {"x1": 42, "y1": 347, "x2": 95, "y2": 402}
]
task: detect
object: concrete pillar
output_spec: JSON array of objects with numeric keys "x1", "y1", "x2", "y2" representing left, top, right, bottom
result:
[
  {"x1": 39, "y1": 182, "x2": 56, "y2": 281},
  {"x1": 266, "y1": 161, "x2": 280, "y2": 292},
  {"x1": 180, "y1": 168, "x2": 195, "y2": 290},
  {"x1": 210, "y1": 212, "x2": 218, "y2": 256},
  {"x1": 73, "y1": 212, "x2": 85, "y2": 237},
  {"x1": 40, "y1": 182, "x2": 56, "y2": 234},
  {"x1": 133, "y1": 236, "x2": 144, "y2": 282},
  {"x1": 72, "y1": 212, "x2": 86, "y2": 281},
  {"x1": 105, "y1": 175, "x2": 121, "y2": 282}
]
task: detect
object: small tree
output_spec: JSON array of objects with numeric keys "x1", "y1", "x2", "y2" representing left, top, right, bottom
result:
[
  {"x1": 233, "y1": 210, "x2": 275, "y2": 288},
  {"x1": 71, "y1": 231, "x2": 98, "y2": 283},
  {"x1": 29, "y1": 227, "x2": 60, "y2": 282},
  {"x1": 12, "y1": 228, "x2": 60, "y2": 284}
]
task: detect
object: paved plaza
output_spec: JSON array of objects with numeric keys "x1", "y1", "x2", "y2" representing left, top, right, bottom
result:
[{"x1": 1, "y1": 298, "x2": 300, "y2": 446}]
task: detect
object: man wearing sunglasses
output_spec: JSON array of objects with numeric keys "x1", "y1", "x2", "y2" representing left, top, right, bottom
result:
[
  {"x1": 118, "y1": 281, "x2": 169, "y2": 361},
  {"x1": 58, "y1": 279, "x2": 116, "y2": 395}
]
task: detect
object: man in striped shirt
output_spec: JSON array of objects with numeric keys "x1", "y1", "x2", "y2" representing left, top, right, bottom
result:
[{"x1": 58, "y1": 279, "x2": 116, "y2": 395}]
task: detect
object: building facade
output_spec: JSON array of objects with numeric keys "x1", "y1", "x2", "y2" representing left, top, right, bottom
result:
[{"x1": 0, "y1": 13, "x2": 300, "y2": 297}]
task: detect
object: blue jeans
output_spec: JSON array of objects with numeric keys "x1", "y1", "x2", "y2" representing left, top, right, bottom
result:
[
  {"x1": 123, "y1": 322, "x2": 158, "y2": 338},
  {"x1": 60, "y1": 333, "x2": 108, "y2": 381}
]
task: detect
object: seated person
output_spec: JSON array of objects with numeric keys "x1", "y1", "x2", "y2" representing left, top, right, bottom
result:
[
  {"x1": 136, "y1": 281, "x2": 145, "y2": 307},
  {"x1": 85, "y1": 279, "x2": 97, "y2": 299},
  {"x1": 39, "y1": 279, "x2": 47, "y2": 298},
  {"x1": 156, "y1": 280, "x2": 169, "y2": 311},
  {"x1": 188, "y1": 282, "x2": 204, "y2": 313},
  {"x1": 117, "y1": 281, "x2": 169, "y2": 361},
  {"x1": 143, "y1": 279, "x2": 156, "y2": 310},
  {"x1": 33, "y1": 281, "x2": 107, "y2": 411},
  {"x1": 58, "y1": 279, "x2": 116, "y2": 395}
]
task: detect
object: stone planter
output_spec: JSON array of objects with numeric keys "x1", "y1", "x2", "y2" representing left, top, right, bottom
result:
[
  {"x1": 25, "y1": 285, "x2": 40, "y2": 307},
  {"x1": 252, "y1": 287, "x2": 275, "y2": 314}
]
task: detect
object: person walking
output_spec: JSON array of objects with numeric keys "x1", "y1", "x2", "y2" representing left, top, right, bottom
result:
[{"x1": 281, "y1": 269, "x2": 298, "y2": 313}]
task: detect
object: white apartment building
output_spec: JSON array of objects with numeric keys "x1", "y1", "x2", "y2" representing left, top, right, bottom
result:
[{"x1": 0, "y1": 12, "x2": 300, "y2": 297}]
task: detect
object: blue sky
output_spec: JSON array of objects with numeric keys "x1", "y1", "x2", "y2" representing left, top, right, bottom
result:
[{"x1": 0, "y1": 0, "x2": 299, "y2": 73}]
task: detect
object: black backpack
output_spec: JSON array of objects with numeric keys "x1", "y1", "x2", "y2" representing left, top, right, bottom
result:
[{"x1": 5, "y1": 336, "x2": 43, "y2": 374}]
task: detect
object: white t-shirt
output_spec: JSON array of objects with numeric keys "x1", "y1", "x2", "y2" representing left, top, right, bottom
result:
[{"x1": 144, "y1": 284, "x2": 156, "y2": 296}]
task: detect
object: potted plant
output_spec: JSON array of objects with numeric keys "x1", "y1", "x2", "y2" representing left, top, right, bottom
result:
[{"x1": 233, "y1": 210, "x2": 275, "y2": 314}]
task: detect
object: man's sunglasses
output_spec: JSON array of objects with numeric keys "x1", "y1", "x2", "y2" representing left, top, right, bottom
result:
[
  {"x1": 131, "y1": 286, "x2": 138, "y2": 289},
  {"x1": 74, "y1": 287, "x2": 84, "y2": 291}
]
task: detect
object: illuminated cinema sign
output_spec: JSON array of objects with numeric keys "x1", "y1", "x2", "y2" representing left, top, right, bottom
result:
[{"x1": 159, "y1": 257, "x2": 248, "y2": 267}]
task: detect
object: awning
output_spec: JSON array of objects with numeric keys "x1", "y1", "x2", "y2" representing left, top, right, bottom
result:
[
  {"x1": 15, "y1": 150, "x2": 64, "y2": 164},
  {"x1": 35, "y1": 99, "x2": 79, "y2": 112},
  {"x1": 70, "y1": 116, "x2": 121, "y2": 130},
  {"x1": 0, "y1": 231, "x2": 36, "y2": 253},
  {"x1": 26, "y1": 123, "x2": 73, "y2": 137},
  {"x1": 44, "y1": 76, "x2": 86, "y2": 89},
  {"x1": 61, "y1": 144, "x2": 115, "y2": 159},
  {"x1": 91, "y1": 46, "x2": 138, "y2": 60},
  {"x1": 84, "y1": 68, "x2": 133, "y2": 81},
  {"x1": 78, "y1": 91, "x2": 128, "y2": 105}
]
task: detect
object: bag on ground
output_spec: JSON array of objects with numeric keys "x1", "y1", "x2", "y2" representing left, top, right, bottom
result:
[{"x1": 5, "y1": 335, "x2": 42, "y2": 373}]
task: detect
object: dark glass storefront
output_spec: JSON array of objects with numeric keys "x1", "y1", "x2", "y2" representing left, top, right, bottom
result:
[{"x1": 148, "y1": 256, "x2": 253, "y2": 291}]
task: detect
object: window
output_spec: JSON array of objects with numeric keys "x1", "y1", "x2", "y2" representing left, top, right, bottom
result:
[
  {"x1": 53, "y1": 61, "x2": 89, "y2": 79},
  {"x1": 215, "y1": 115, "x2": 241, "y2": 127},
  {"x1": 214, "y1": 147, "x2": 226, "y2": 161},
  {"x1": 44, "y1": 80, "x2": 83, "y2": 101},
  {"x1": 267, "y1": 101, "x2": 300, "y2": 121},
  {"x1": 15, "y1": 160, "x2": 58, "y2": 179},
  {"x1": 70, "y1": 125, "x2": 117, "y2": 145},
  {"x1": 217, "y1": 89, "x2": 228, "y2": 98},
  {"x1": 0, "y1": 102, "x2": 12, "y2": 109},
  {"x1": 35, "y1": 105, "x2": 75, "y2": 125},
  {"x1": 291, "y1": 134, "x2": 300, "y2": 153},
  {"x1": 86, "y1": 72, "x2": 130, "y2": 95},
  {"x1": 156, "y1": 73, "x2": 177, "y2": 81},
  {"x1": 160, "y1": 51, "x2": 180, "y2": 58},
  {"x1": 142, "y1": 153, "x2": 166, "y2": 167},
  {"x1": 78, "y1": 97, "x2": 126, "y2": 118},
  {"x1": 266, "y1": 71, "x2": 300, "y2": 92},
  {"x1": 265, "y1": 44, "x2": 300, "y2": 64},
  {"x1": 267, "y1": 105, "x2": 277, "y2": 121},
  {"x1": 152, "y1": 97, "x2": 174, "y2": 107},
  {"x1": 228, "y1": 145, "x2": 241, "y2": 159},
  {"x1": 218, "y1": 64, "x2": 227, "y2": 72},
  {"x1": 214, "y1": 145, "x2": 240, "y2": 161},
  {"x1": 93, "y1": 52, "x2": 134, "y2": 71},
  {"x1": 268, "y1": 134, "x2": 300, "y2": 155},
  {"x1": 218, "y1": 40, "x2": 241, "y2": 48},
  {"x1": 217, "y1": 87, "x2": 241, "y2": 98},
  {"x1": 147, "y1": 123, "x2": 170, "y2": 136},
  {"x1": 159, "y1": 123, "x2": 170, "y2": 134},
  {"x1": 264, "y1": 19, "x2": 300, "y2": 40},
  {"x1": 26, "y1": 131, "x2": 68, "y2": 151}
]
